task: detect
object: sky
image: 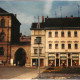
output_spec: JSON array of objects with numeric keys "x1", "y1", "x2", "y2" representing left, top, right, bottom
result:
[{"x1": 0, "y1": 0, "x2": 80, "y2": 36}]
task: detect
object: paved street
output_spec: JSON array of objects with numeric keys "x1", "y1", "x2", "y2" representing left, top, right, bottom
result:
[
  {"x1": 0, "y1": 66, "x2": 45, "y2": 79},
  {"x1": 1, "y1": 66, "x2": 80, "y2": 79}
]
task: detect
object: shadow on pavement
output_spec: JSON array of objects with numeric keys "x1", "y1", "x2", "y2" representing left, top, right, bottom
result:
[{"x1": 0, "y1": 66, "x2": 36, "y2": 79}]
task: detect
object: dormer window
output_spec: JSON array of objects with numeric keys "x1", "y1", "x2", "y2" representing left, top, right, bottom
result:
[
  {"x1": 37, "y1": 23, "x2": 40, "y2": 29},
  {"x1": 1, "y1": 18, "x2": 5, "y2": 27}
]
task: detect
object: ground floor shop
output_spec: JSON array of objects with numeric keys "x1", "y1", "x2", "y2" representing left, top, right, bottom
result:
[
  {"x1": 31, "y1": 52, "x2": 80, "y2": 67},
  {"x1": 48, "y1": 52, "x2": 80, "y2": 67},
  {"x1": 32, "y1": 58, "x2": 44, "y2": 67}
]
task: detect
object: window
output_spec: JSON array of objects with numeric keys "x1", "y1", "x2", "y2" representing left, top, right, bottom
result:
[
  {"x1": 1, "y1": 18, "x2": 5, "y2": 27},
  {"x1": 75, "y1": 44, "x2": 78, "y2": 49},
  {"x1": 74, "y1": 31, "x2": 77, "y2": 37},
  {"x1": 39, "y1": 49, "x2": 42, "y2": 54},
  {"x1": 34, "y1": 49, "x2": 37, "y2": 54},
  {"x1": 56, "y1": 53, "x2": 59, "y2": 57},
  {"x1": 68, "y1": 31, "x2": 71, "y2": 37},
  {"x1": 62, "y1": 44, "x2": 65, "y2": 49},
  {"x1": 68, "y1": 44, "x2": 71, "y2": 49},
  {"x1": 49, "y1": 44, "x2": 52, "y2": 49},
  {"x1": 49, "y1": 32, "x2": 52, "y2": 37},
  {"x1": 55, "y1": 31, "x2": 58, "y2": 37},
  {"x1": 68, "y1": 53, "x2": 70, "y2": 57},
  {"x1": 0, "y1": 47, "x2": 4, "y2": 55},
  {"x1": 34, "y1": 39, "x2": 36, "y2": 44},
  {"x1": 61, "y1": 31, "x2": 64, "y2": 37},
  {"x1": 55, "y1": 44, "x2": 58, "y2": 49},
  {"x1": 0, "y1": 30, "x2": 5, "y2": 42}
]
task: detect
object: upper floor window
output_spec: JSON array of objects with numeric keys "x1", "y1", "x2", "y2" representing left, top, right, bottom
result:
[
  {"x1": 75, "y1": 44, "x2": 78, "y2": 49},
  {"x1": 39, "y1": 49, "x2": 42, "y2": 54},
  {"x1": 68, "y1": 31, "x2": 71, "y2": 37},
  {"x1": 55, "y1": 31, "x2": 58, "y2": 37},
  {"x1": 68, "y1": 44, "x2": 71, "y2": 49},
  {"x1": 55, "y1": 44, "x2": 58, "y2": 49},
  {"x1": 0, "y1": 47, "x2": 4, "y2": 55},
  {"x1": 49, "y1": 32, "x2": 52, "y2": 37},
  {"x1": 49, "y1": 44, "x2": 52, "y2": 49},
  {"x1": 62, "y1": 44, "x2": 65, "y2": 49},
  {"x1": 34, "y1": 49, "x2": 37, "y2": 54},
  {"x1": 0, "y1": 30, "x2": 5, "y2": 42},
  {"x1": 61, "y1": 31, "x2": 64, "y2": 37},
  {"x1": 74, "y1": 31, "x2": 77, "y2": 37},
  {"x1": 34, "y1": 39, "x2": 37, "y2": 44},
  {"x1": 1, "y1": 18, "x2": 5, "y2": 27}
]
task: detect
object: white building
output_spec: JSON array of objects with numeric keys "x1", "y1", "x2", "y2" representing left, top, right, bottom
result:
[{"x1": 31, "y1": 16, "x2": 80, "y2": 67}]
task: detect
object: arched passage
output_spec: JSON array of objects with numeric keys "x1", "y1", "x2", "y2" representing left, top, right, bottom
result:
[{"x1": 15, "y1": 48, "x2": 26, "y2": 66}]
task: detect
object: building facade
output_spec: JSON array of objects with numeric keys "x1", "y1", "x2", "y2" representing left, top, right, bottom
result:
[
  {"x1": 0, "y1": 8, "x2": 31, "y2": 67},
  {"x1": 0, "y1": 8, "x2": 21, "y2": 65},
  {"x1": 31, "y1": 16, "x2": 80, "y2": 67}
]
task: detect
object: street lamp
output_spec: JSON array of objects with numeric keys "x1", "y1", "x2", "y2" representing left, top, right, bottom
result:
[{"x1": 36, "y1": 37, "x2": 41, "y2": 78}]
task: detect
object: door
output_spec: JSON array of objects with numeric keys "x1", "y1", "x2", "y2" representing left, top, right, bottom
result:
[
  {"x1": 68, "y1": 59, "x2": 71, "y2": 66},
  {"x1": 56, "y1": 59, "x2": 59, "y2": 66}
]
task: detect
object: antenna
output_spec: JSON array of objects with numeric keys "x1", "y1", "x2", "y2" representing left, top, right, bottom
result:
[
  {"x1": 25, "y1": 31, "x2": 26, "y2": 36},
  {"x1": 34, "y1": 16, "x2": 36, "y2": 22},
  {"x1": 60, "y1": 6, "x2": 62, "y2": 18},
  {"x1": 55, "y1": 11, "x2": 57, "y2": 18},
  {"x1": 77, "y1": 4, "x2": 80, "y2": 17},
  {"x1": 38, "y1": 16, "x2": 39, "y2": 23}
]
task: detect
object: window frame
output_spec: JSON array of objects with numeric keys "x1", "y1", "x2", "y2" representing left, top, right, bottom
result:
[
  {"x1": 75, "y1": 44, "x2": 78, "y2": 49},
  {"x1": 68, "y1": 44, "x2": 71, "y2": 49},
  {"x1": 74, "y1": 31, "x2": 77, "y2": 37},
  {"x1": 49, "y1": 44, "x2": 52, "y2": 49},
  {"x1": 39, "y1": 49, "x2": 42, "y2": 54},
  {"x1": 61, "y1": 31, "x2": 64, "y2": 37},
  {"x1": 68, "y1": 31, "x2": 71, "y2": 37},
  {"x1": 0, "y1": 47, "x2": 4, "y2": 56},
  {"x1": 55, "y1": 31, "x2": 58, "y2": 37},
  {"x1": 55, "y1": 44, "x2": 58, "y2": 49},
  {"x1": 34, "y1": 49, "x2": 37, "y2": 54},
  {"x1": 49, "y1": 32, "x2": 52, "y2": 37},
  {"x1": 1, "y1": 18, "x2": 5, "y2": 27},
  {"x1": 62, "y1": 44, "x2": 65, "y2": 49}
]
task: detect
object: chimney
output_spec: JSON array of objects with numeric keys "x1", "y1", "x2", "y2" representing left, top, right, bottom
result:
[
  {"x1": 71, "y1": 15, "x2": 73, "y2": 19},
  {"x1": 47, "y1": 16, "x2": 48, "y2": 19},
  {"x1": 66, "y1": 16, "x2": 68, "y2": 18},
  {"x1": 42, "y1": 16, "x2": 44, "y2": 22},
  {"x1": 15, "y1": 14, "x2": 17, "y2": 17}
]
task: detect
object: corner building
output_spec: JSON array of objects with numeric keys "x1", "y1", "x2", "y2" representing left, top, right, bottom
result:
[{"x1": 31, "y1": 16, "x2": 80, "y2": 67}]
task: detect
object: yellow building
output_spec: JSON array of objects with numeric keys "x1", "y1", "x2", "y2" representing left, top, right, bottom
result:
[{"x1": 31, "y1": 16, "x2": 80, "y2": 67}]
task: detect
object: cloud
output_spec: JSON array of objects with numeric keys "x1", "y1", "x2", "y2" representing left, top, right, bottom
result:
[{"x1": 44, "y1": 0, "x2": 54, "y2": 16}]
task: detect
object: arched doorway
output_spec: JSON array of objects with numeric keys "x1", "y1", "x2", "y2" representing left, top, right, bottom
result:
[{"x1": 15, "y1": 48, "x2": 26, "y2": 66}]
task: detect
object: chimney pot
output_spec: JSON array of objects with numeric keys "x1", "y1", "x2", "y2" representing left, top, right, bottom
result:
[
  {"x1": 66, "y1": 16, "x2": 68, "y2": 18},
  {"x1": 15, "y1": 14, "x2": 16, "y2": 17},
  {"x1": 47, "y1": 16, "x2": 48, "y2": 19},
  {"x1": 42, "y1": 16, "x2": 44, "y2": 22},
  {"x1": 71, "y1": 15, "x2": 73, "y2": 19}
]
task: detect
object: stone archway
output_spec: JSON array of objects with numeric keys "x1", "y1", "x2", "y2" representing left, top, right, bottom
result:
[{"x1": 15, "y1": 48, "x2": 26, "y2": 66}]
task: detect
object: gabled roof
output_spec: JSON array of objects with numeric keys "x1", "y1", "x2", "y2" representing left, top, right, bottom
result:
[{"x1": 0, "y1": 7, "x2": 8, "y2": 13}]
